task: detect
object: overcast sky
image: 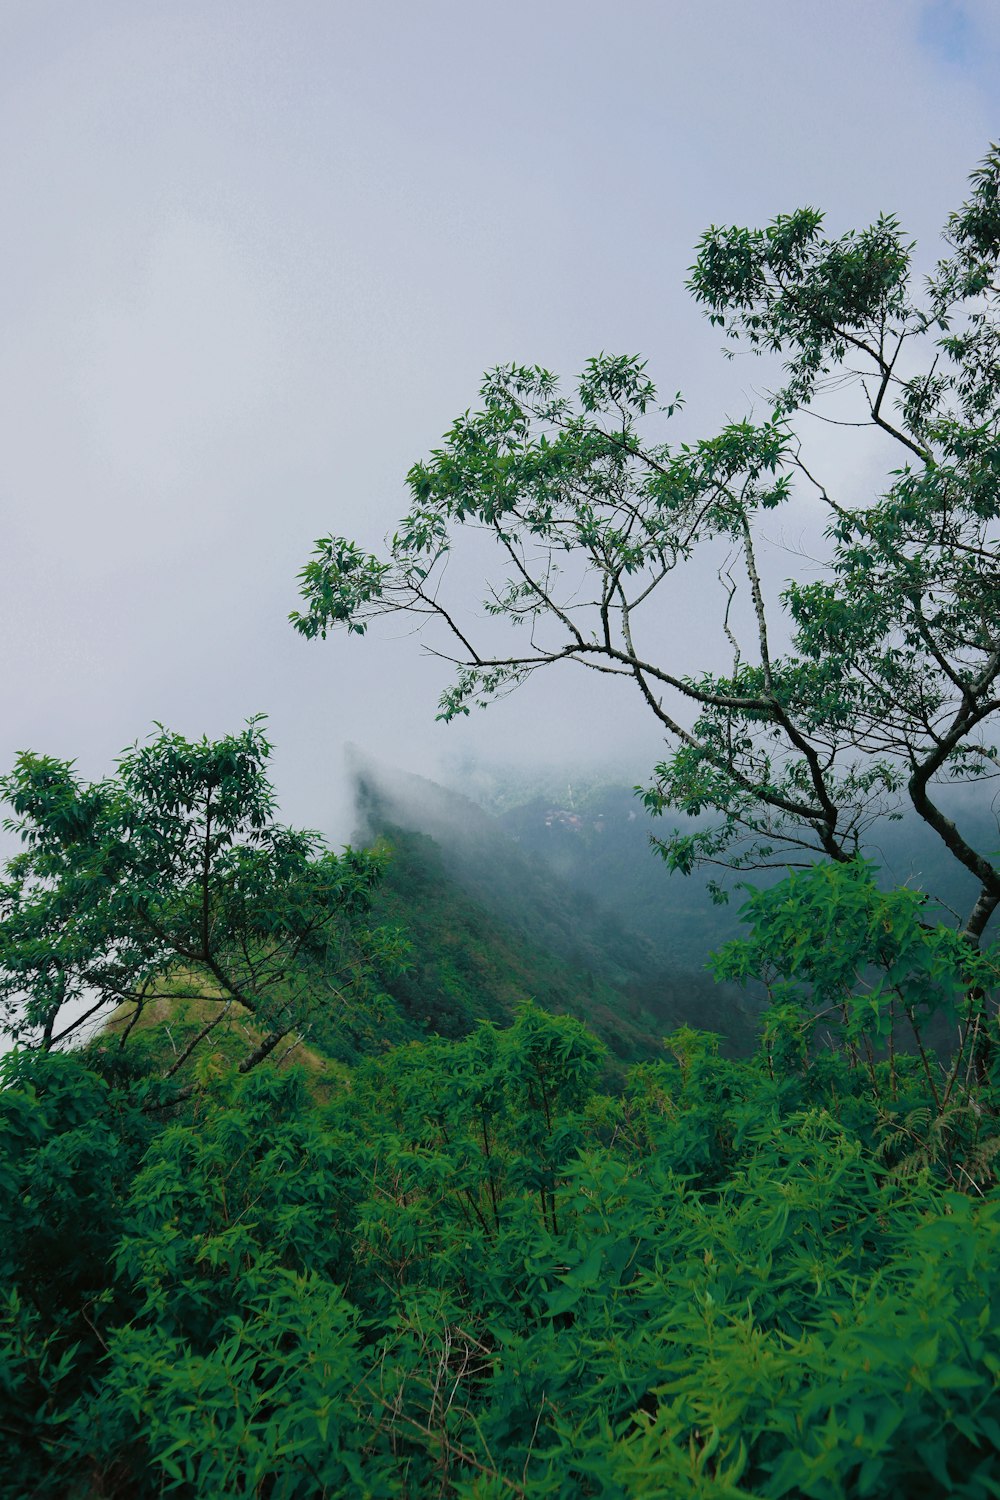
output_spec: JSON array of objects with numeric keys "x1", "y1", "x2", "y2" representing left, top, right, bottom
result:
[{"x1": 2, "y1": 0, "x2": 998, "y2": 842}]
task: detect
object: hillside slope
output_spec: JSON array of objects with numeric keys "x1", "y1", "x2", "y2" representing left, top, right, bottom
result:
[{"x1": 352, "y1": 760, "x2": 760, "y2": 1058}]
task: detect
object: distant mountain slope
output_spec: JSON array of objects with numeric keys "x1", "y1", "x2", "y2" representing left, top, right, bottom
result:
[
  {"x1": 96, "y1": 760, "x2": 998, "y2": 1084},
  {"x1": 503, "y1": 783, "x2": 1000, "y2": 941},
  {"x1": 496, "y1": 784, "x2": 748, "y2": 975},
  {"x1": 447, "y1": 760, "x2": 1000, "y2": 949},
  {"x1": 355, "y1": 757, "x2": 1000, "y2": 1069},
  {"x1": 351, "y1": 759, "x2": 761, "y2": 1058}
]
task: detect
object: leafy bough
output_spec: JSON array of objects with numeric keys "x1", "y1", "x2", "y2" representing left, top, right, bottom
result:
[
  {"x1": 294, "y1": 149, "x2": 1000, "y2": 946},
  {"x1": 0, "y1": 720, "x2": 385, "y2": 1086}
]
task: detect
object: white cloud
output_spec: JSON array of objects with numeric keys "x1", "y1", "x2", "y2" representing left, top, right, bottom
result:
[{"x1": 1, "y1": 0, "x2": 996, "y2": 836}]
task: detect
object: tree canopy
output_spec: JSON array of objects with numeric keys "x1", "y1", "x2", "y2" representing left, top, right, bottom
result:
[
  {"x1": 294, "y1": 147, "x2": 1000, "y2": 940},
  {"x1": 0, "y1": 720, "x2": 384, "y2": 1080}
]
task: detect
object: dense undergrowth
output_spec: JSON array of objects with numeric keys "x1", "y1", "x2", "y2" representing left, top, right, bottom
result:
[{"x1": 5, "y1": 933, "x2": 1000, "y2": 1498}]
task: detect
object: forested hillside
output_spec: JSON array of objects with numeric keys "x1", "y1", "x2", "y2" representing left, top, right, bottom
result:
[
  {"x1": 465, "y1": 771, "x2": 1000, "y2": 964},
  {"x1": 353, "y1": 759, "x2": 761, "y2": 1059},
  {"x1": 6, "y1": 736, "x2": 998, "y2": 1496}
]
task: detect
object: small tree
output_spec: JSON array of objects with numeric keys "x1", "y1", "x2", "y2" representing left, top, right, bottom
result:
[
  {"x1": 293, "y1": 148, "x2": 1000, "y2": 945},
  {"x1": 0, "y1": 721, "x2": 383, "y2": 1079}
]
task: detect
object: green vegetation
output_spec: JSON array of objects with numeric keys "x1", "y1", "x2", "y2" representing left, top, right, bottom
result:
[
  {"x1": 4, "y1": 149, "x2": 1000, "y2": 1494},
  {"x1": 368, "y1": 821, "x2": 702, "y2": 1066},
  {"x1": 0, "y1": 721, "x2": 394, "y2": 1079},
  {"x1": 356, "y1": 765, "x2": 760, "y2": 1061},
  {"x1": 4, "y1": 919, "x2": 1000, "y2": 1498},
  {"x1": 4, "y1": 774, "x2": 1000, "y2": 1495}
]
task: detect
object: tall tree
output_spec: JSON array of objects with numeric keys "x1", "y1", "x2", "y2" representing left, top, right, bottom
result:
[
  {"x1": 293, "y1": 149, "x2": 1000, "y2": 943},
  {"x1": 0, "y1": 721, "x2": 383, "y2": 1076}
]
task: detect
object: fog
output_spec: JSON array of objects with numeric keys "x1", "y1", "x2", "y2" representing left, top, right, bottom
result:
[{"x1": 2, "y1": 1, "x2": 998, "y2": 847}]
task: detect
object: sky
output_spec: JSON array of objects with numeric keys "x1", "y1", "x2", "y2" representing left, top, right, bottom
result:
[{"x1": 1, "y1": 0, "x2": 998, "y2": 844}]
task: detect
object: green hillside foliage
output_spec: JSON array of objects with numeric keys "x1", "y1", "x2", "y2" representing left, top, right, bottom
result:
[
  {"x1": 352, "y1": 765, "x2": 761, "y2": 1059},
  {"x1": 368, "y1": 823, "x2": 696, "y2": 1066},
  {"x1": 4, "y1": 740, "x2": 999, "y2": 1497},
  {"x1": 4, "y1": 859, "x2": 1000, "y2": 1498}
]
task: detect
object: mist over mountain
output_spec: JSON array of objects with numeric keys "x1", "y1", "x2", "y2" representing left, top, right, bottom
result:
[
  {"x1": 342, "y1": 751, "x2": 1000, "y2": 1071},
  {"x1": 348, "y1": 752, "x2": 763, "y2": 1059},
  {"x1": 437, "y1": 755, "x2": 1000, "y2": 943}
]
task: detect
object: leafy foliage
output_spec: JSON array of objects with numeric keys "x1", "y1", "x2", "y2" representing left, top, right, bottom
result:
[
  {"x1": 4, "y1": 937, "x2": 1000, "y2": 1499},
  {"x1": 0, "y1": 722, "x2": 388, "y2": 1078},
  {"x1": 294, "y1": 148, "x2": 1000, "y2": 940}
]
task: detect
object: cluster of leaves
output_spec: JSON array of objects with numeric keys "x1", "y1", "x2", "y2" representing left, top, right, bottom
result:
[
  {"x1": 0, "y1": 722, "x2": 397, "y2": 1079},
  {"x1": 712, "y1": 860, "x2": 1000, "y2": 1109},
  {"x1": 5, "y1": 861, "x2": 1000, "y2": 1498}
]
